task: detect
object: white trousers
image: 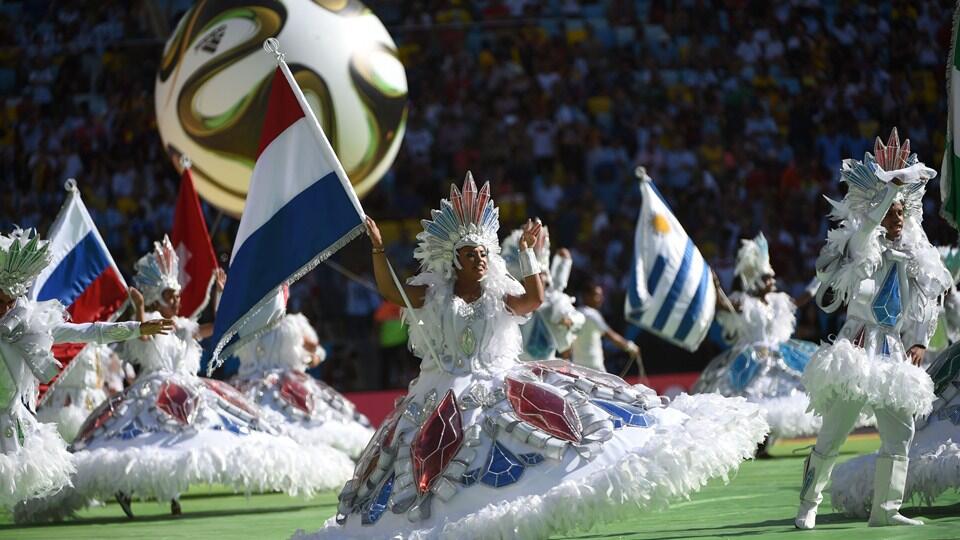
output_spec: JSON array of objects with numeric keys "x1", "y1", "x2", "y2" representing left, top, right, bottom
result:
[{"x1": 813, "y1": 398, "x2": 914, "y2": 459}]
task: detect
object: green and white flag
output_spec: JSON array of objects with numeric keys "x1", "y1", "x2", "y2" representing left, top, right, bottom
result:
[{"x1": 941, "y1": 1, "x2": 960, "y2": 228}]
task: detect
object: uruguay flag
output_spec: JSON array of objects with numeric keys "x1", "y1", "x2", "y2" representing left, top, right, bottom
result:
[
  {"x1": 209, "y1": 47, "x2": 365, "y2": 371},
  {"x1": 31, "y1": 180, "x2": 128, "y2": 324},
  {"x1": 625, "y1": 169, "x2": 715, "y2": 351}
]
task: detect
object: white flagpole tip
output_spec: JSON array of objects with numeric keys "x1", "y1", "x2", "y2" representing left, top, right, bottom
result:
[
  {"x1": 263, "y1": 38, "x2": 284, "y2": 63},
  {"x1": 634, "y1": 166, "x2": 650, "y2": 183},
  {"x1": 179, "y1": 155, "x2": 192, "y2": 171},
  {"x1": 64, "y1": 178, "x2": 78, "y2": 192}
]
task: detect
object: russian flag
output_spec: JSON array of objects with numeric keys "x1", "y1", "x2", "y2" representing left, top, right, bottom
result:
[
  {"x1": 209, "y1": 50, "x2": 365, "y2": 371},
  {"x1": 31, "y1": 181, "x2": 128, "y2": 325},
  {"x1": 624, "y1": 169, "x2": 716, "y2": 352},
  {"x1": 29, "y1": 181, "x2": 129, "y2": 387}
]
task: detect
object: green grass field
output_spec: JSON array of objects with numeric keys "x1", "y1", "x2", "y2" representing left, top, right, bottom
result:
[{"x1": 3, "y1": 435, "x2": 959, "y2": 540}]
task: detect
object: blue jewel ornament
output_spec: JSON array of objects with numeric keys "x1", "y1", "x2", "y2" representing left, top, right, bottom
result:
[
  {"x1": 592, "y1": 399, "x2": 653, "y2": 428},
  {"x1": 873, "y1": 264, "x2": 902, "y2": 327},
  {"x1": 480, "y1": 441, "x2": 525, "y2": 488},
  {"x1": 361, "y1": 473, "x2": 394, "y2": 524}
]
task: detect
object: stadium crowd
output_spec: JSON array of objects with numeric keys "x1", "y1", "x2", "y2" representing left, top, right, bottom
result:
[{"x1": 1, "y1": 0, "x2": 956, "y2": 390}]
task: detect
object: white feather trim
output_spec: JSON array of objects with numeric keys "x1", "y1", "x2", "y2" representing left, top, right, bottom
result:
[
  {"x1": 802, "y1": 340, "x2": 935, "y2": 417},
  {"x1": 14, "y1": 433, "x2": 354, "y2": 522},
  {"x1": 0, "y1": 421, "x2": 75, "y2": 509},
  {"x1": 53, "y1": 405, "x2": 89, "y2": 443},
  {"x1": 754, "y1": 393, "x2": 821, "y2": 440},
  {"x1": 280, "y1": 421, "x2": 374, "y2": 460},
  {"x1": 830, "y1": 441, "x2": 960, "y2": 518},
  {"x1": 294, "y1": 393, "x2": 768, "y2": 540}
]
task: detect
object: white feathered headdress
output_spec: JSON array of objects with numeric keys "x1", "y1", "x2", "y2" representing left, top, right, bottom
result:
[
  {"x1": 827, "y1": 128, "x2": 934, "y2": 224},
  {"x1": 816, "y1": 128, "x2": 947, "y2": 313},
  {"x1": 133, "y1": 236, "x2": 181, "y2": 306},
  {"x1": 735, "y1": 232, "x2": 774, "y2": 293},
  {"x1": 0, "y1": 228, "x2": 51, "y2": 298},
  {"x1": 413, "y1": 172, "x2": 501, "y2": 279}
]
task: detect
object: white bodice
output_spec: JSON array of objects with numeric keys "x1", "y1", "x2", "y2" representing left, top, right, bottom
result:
[
  {"x1": 235, "y1": 314, "x2": 312, "y2": 379},
  {"x1": 121, "y1": 313, "x2": 200, "y2": 376},
  {"x1": 721, "y1": 291, "x2": 796, "y2": 348},
  {"x1": 406, "y1": 272, "x2": 526, "y2": 379}
]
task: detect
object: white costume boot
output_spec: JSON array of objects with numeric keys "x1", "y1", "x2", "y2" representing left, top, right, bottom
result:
[
  {"x1": 867, "y1": 455, "x2": 923, "y2": 526},
  {"x1": 795, "y1": 449, "x2": 837, "y2": 529}
]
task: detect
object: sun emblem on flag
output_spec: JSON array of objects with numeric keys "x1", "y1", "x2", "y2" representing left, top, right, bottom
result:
[{"x1": 651, "y1": 213, "x2": 671, "y2": 234}]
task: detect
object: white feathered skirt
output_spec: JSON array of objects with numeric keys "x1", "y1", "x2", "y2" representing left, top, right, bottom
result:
[
  {"x1": 232, "y1": 368, "x2": 374, "y2": 459},
  {"x1": 0, "y1": 404, "x2": 75, "y2": 510},
  {"x1": 801, "y1": 319, "x2": 935, "y2": 419},
  {"x1": 829, "y1": 343, "x2": 960, "y2": 516},
  {"x1": 296, "y1": 359, "x2": 768, "y2": 540},
  {"x1": 694, "y1": 339, "x2": 824, "y2": 439},
  {"x1": 15, "y1": 370, "x2": 354, "y2": 522}
]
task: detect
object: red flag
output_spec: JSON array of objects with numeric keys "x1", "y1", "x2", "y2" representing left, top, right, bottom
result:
[{"x1": 172, "y1": 168, "x2": 218, "y2": 318}]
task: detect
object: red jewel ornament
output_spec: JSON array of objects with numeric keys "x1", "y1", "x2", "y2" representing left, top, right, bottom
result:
[
  {"x1": 156, "y1": 380, "x2": 200, "y2": 425},
  {"x1": 411, "y1": 390, "x2": 463, "y2": 494},
  {"x1": 203, "y1": 378, "x2": 258, "y2": 417},
  {"x1": 75, "y1": 393, "x2": 124, "y2": 442},
  {"x1": 506, "y1": 376, "x2": 583, "y2": 442},
  {"x1": 355, "y1": 398, "x2": 406, "y2": 487},
  {"x1": 279, "y1": 371, "x2": 315, "y2": 414}
]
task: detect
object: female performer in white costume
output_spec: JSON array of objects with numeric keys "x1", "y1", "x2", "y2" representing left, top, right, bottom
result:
[
  {"x1": 16, "y1": 237, "x2": 353, "y2": 521},
  {"x1": 693, "y1": 233, "x2": 821, "y2": 445},
  {"x1": 0, "y1": 229, "x2": 171, "y2": 511},
  {"x1": 299, "y1": 173, "x2": 768, "y2": 539},
  {"x1": 231, "y1": 302, "x2": 373, "y2": 459},
  {"x1": 500, "y1": 225, "x2": 584, "y2": 362},
  {"x1": 794, "y1": 129, "x2": 951, "y2": 529}
]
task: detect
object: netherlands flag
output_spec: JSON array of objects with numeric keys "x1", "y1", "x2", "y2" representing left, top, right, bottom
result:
[
  {"x1": 624, "y1": 169, "x2": 715, "y2": 352},
  {"x1": 209, "y1": 45, "x2": 365, "y2": 371},
  {"x1": 30, "y1": 180, "x2": 128, "y2": 325}
]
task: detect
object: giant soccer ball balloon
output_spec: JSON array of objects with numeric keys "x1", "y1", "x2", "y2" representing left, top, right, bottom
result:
[{"x1": 155, "y1": 0, "x2": 408, "y2": 216}]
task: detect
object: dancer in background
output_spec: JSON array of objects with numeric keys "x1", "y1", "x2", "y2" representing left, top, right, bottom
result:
[
  {"x1": 570, "y1": 281, "x2": 640, "y2": 373},
  {"x1": 501, "y1": 224, "x2": 584, "y2": 362},
  {"x1": 303, "y1": 173, "x2": 767, "y2": 539},
  {"x1": 36, "y1": 344, "x2": 124, "y2": 442},
  {"x1": 693, "y1": 233, "x2": 823, "y2": 453},
  {"x1": 0, "y1": 228, "x2": 171, "y2": 511},
  {"x1": 794, "y1": 129, "x2": 950, "y2": 529},
  {"x1": 232, "y1": 295, "x2": 374, "y2": 459},
  {"x1": 16, "y1": 237, "x2": 353, "y2": 522}
]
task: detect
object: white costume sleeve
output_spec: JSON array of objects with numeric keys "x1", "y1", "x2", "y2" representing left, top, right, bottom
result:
[
  {"x1": 816, "y1": 184, "x2": 900, "y2": 312},
  {"x1": 549, "y1": 254, "x2": 573, "y2": 293},
  {"x1": 52, "y1": 321, "x2": 141, "y2": 344}
]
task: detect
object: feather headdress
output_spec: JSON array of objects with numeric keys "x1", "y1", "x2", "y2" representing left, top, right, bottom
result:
[
  {"x1": 414, "y1": 172, "x2": 501, "y2": 279},
  {"x1": 133, "y1": 235, "x2": 181, "y2": 306},
  {"x1": 0, "y1": 228, "x2": 51, "y2": 297},
  {"x1": 735, "y1": 232, "x2": 774, "y2": 293},
  {"x1": 827, "y1": 128, "x2": 934, "y2": 223}
]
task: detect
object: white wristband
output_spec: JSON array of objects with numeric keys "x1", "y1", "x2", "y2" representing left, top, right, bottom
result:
[{"x1": 518, "y1": 248, "x2": 541, "y2": 278}]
